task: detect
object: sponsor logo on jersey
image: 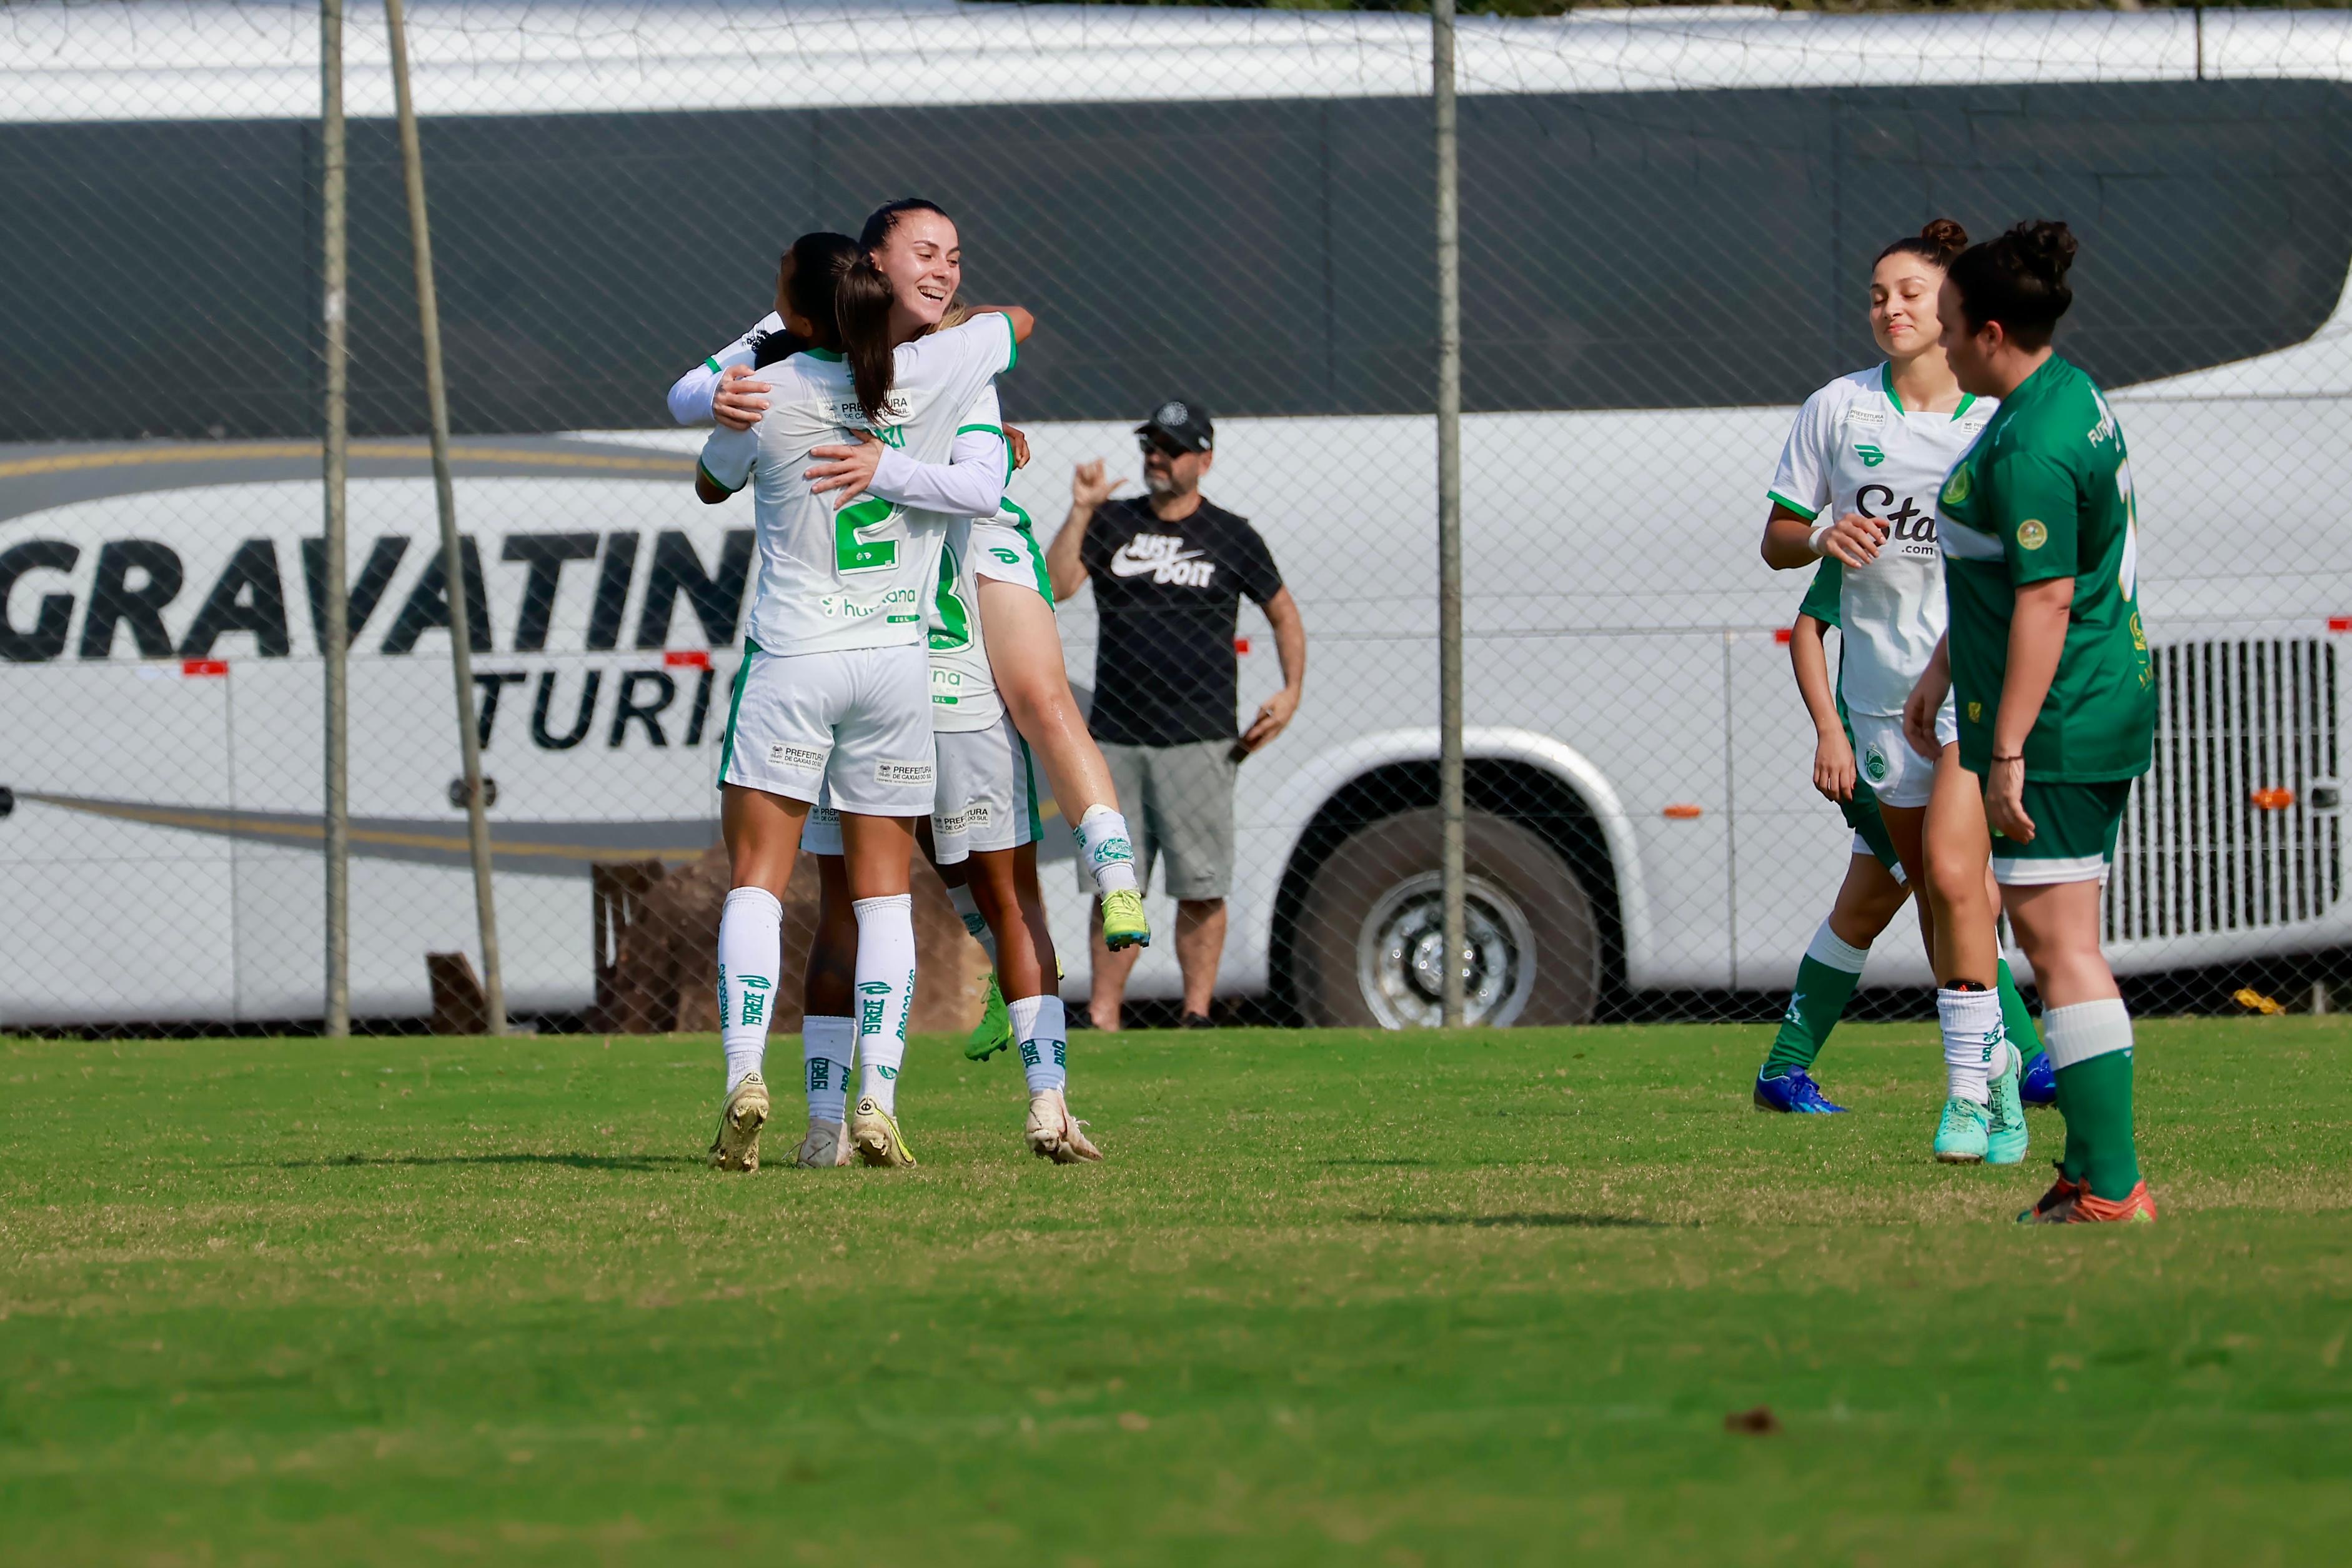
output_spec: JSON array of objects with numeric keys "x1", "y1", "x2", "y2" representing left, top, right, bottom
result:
[
  {"x1": 876, "y1": 759, "x2": 934, "y2": 787},
  {"x1": 1942, "y1": 466, "x2": 1972, "y2": 505},
  {"x1": 933, "y1": 807, "x2": 971, "y2": 836},
  {"x1": 2016, "y1": 519, "x2": 2049, "y2": 551},
  {"x1": 1855, "y1": 444, "x2": 1887, "y2": 468},
  {"x1": 2087, "y1": 390, "x2": 2119, "y2": 447},
  {"x1": 768, "y1": 742, "x2": 826, "y2": 772},
  {"x1": 808, "y1": 803, "x2": 840, "y2": 825},
  {"x1": 1108, "y1": 533, "x2": 1216, "y2": 587}
]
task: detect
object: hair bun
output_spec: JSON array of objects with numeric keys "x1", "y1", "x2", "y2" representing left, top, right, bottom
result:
[
  {"x1": 1918, "y1": 217, "x2": 1969, "y2": 257},
  {"x1": 2010, "y1": 219, "x2": 2078, "y2": 285}
]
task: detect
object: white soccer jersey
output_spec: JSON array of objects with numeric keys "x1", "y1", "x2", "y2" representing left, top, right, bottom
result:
[
  {"x1": 698, "y1": 312, "x2": 1020, "y2": 658},
  {"x1": 1769, "y1": 364, "x2": 1994, "y2": 717}
]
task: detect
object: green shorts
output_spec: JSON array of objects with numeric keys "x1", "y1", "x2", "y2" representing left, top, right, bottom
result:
[
  {"x1": 1989, "y1": 778, "x2": 2133, "y2": 886},
  {"x1": 1838, "y1": 780, "x2": 1904, "y2": 881}
]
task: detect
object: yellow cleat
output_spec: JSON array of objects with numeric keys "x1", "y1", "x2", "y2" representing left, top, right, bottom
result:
[
  {"x1": 1099, "y1": 888, "x2": 1151, "y2": 951},
  {"x1": 850, "y1": 1097, "x2": 919, "y2": 1168},
  {"x1": 708, "y1": 1073, "x2": 770, "y2": 1173}
]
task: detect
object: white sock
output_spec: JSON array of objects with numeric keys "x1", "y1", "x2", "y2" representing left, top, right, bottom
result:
[
  {"x1": 948, "y1": 881, "x2": 998, "y2": 964},
  {"x1": 1008, "y1": 993, "x2": 1068, "y2": 1095},
  {"x1": 1807, "y1": 918, "x2": 1870, "y2": 976},
  {"x1": 2042, "y1": 998, "x2": 2133, "y2": 1069},
  {"x1": 1074, "y1": 803, "x2": 1139, "y2": 896},
  {"x1": 802, "y1": 1015, "x2": 853, "y2": 1126},
  {"x1": 717, "y1": 886, "x2": 782, "y2": 1093},
  {"x1": 853, "y1": 893, "x2": 916, "y2": 1115},
  {"x1": 1936, "y1": 985, "x2": 2007, "y2": 1106}
]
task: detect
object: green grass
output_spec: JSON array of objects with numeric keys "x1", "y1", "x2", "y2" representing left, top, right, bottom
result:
[{"x1": 4, "y1": 1019, "x2": 2351, "y2": 1566}]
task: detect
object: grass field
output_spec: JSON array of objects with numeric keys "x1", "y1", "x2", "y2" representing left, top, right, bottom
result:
[{"x1": 4, "y1": 1018, "x2": 2351, "y2": 1566}]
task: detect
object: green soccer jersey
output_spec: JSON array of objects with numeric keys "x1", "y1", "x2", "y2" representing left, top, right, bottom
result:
[{"x1": 1935, "y1": 355, "x2": 2154, "y2": 782}]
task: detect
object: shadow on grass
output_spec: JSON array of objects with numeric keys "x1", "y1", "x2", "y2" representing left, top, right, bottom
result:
[
  {"x1": 1354, "y1": 1210, "x2": 1675, "y2": 1229},
  {"x1": 268, "y1": 1152, "x2": 703, "y2": 1172}
]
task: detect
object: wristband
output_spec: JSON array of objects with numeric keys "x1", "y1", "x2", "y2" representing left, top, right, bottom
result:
[
  {"x1": 1807, "y1": 520, "x2": 1837, "y2": 557},
  {"x1": 1991, "y1": 753, "x2": 2025, "y2": 764}
]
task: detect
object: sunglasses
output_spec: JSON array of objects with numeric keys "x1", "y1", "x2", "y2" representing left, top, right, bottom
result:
[{"x1": 1138, "y1": 434, "x2": 1188, "y2": 459}]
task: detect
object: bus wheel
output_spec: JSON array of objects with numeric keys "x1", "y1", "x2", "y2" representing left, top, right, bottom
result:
[{"x1": 1293, "y1": 806, "x2": 1599, "y2": 1029}]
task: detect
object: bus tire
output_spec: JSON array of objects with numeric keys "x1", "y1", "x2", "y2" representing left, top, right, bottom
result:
[{"x1": 1292, "y1": 806, "x2": 1600, "y2": 1029}]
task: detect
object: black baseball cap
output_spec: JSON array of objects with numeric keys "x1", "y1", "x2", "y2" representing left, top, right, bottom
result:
[{"x1": 1136, "y1": 399, "x2": 1214, "y2": 454}]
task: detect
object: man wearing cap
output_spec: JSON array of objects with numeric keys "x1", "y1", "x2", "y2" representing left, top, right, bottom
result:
[{"x1": 1046, "y1": 400, "x2": 1307, "y2": 1030}]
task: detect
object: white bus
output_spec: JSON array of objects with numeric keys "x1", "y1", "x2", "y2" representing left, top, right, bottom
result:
[{"x1": 2, "y1": 4, "x2": 2346, "y2": 1026}]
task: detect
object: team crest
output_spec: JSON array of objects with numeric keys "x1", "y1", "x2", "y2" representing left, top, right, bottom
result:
[
  {"x1": 2017, "y1": 519, "x2": 2048, "y2": 550},
  {"x1": 1942, "y1": 466, "x2": 1971, "y2": 505},
  {"x1": 1864, "y1": 744, "x2": 1888, "y2": 783},
  {"x1": 1855, "y1": 444, "x2": 1885, "y2": 468}
]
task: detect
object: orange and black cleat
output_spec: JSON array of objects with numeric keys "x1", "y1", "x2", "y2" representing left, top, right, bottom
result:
[{"x1": 2023, "y1": 1176, "x2": 2156, "y2": 1224}]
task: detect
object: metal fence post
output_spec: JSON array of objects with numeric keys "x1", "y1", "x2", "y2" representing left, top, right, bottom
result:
[
  {"x1": 1432, "y1": 0, "x2": 1467, "y2": 1029},
  {"x1": 320, "y1": 0, "x2": 352, "y2": 1038},
  {"x1": 384, "y1": 0, "x2": 507, "y2": 1035}
]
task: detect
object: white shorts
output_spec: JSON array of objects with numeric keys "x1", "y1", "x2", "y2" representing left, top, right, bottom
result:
[
  {"x1": 801, "y1": 712, "x2": 1038, "y2": 863},
  {"x1": 1849, "y1": 701, "x2": 1955, "y2": 810},
  {"x1": 718, "y1": 643, "x2": 935, "y2": 818},
  {"x1": 968, "y1": 520, "x2": 1053, "y2": 598},
  {"x1": 931, "y1": 713, "x2": 1039, "y2": 865}
]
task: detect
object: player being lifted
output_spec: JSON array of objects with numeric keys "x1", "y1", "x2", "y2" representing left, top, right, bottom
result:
[
  {"x1": 1755, "y1": 220, "x2": 2048, "y2": 1127},
  {"x1": 1907, "y1": 221, "x2": 2158, "y2": 1221},
  {"x1": 693, "y1": 226, "x2": 1030, "y2": 1173}
]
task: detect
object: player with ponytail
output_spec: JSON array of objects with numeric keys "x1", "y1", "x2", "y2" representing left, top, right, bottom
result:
[
  {"x1": 1906, "y1": 220, "x2": 2158, "y2": 1222},
  {"x1": 1754, "y1": 219, "x2": 2048, "y2": 1124}
]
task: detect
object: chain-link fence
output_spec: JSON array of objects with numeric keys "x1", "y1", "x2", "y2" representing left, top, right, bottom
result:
[{"x1": 4, "y1": 0, "x2": 2350, "y2": 1035}]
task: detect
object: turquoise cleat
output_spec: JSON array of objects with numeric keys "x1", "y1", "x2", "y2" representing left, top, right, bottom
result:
[
  {"x1": 1985, "y1": 1046, "x2": 2030, "y2": 1166},
  {"x1": 1933, "y1": 1095, "x2": 1990, "y2": 1164}
]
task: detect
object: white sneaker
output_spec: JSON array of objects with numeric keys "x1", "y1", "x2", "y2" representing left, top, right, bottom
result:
[
  {"x1": 1025, "y1": 1088, "x2": 1103, "y2": 1164},
  {"x1": 708, "y1": 1073, "x2": 770, "y2": 1172},
  {"x1": 849, "y1": 1096, "x2": 919, "y2": 1168},
  {"x1": 793, "y1": 1118, "x2": 851, "y2": 1168}
]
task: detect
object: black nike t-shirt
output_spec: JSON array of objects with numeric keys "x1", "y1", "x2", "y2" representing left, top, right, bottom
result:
[{"x1": 1080, "y1": 495, "x2": 1284, "y2": 747}]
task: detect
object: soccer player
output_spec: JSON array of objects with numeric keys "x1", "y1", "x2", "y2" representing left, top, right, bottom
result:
[
  {"x1": 796, "y1": 371, "x2": 1103, "y2": 1166},
  {"x1": 693, "y1": 223, "x2": 1030, "y2": 1173},
  {"x1": 1907, "y1": 220, "x2": 2158, "y2": 1222},
  {"x1": 1755, "y1": 221, "x2": 2047, "y2": 1125},
  {"x1": 675, "y1": 236, "x2": 1150, "y2": 958}
]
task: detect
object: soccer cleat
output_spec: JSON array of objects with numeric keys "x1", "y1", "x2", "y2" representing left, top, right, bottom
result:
[
  {"x1": 793, "y1": 1118, "x2": 851, "y2": 1168},
  {"x1": 1099, "y1": 888, "x2": 1151, "y2": 951},
  {"x1": 850, "y1": 1096, "x2": 919, "y2": 1168},
  {"x1": 2026, "y1": 1178, "x2": 2156, "y2": 1225},
  {"x1": 708, "y1": 1072, "x2": 770, "y2": 1173},
  {"x1": 965, "y1": 973, "x2": 1014, "y2": 1063},
  {"x1": 2020, "y1": 1051, "x2": 2057, "y2": 1107},
  {"x1": 1752, "y1": 1067, "x2": 1847, "y2": 1114},
  {"x1": 2016, "y1": 1165, "x2": 2085, "y2": 1223},
  {"x1": 1985, "y1": 1047, "x2": 2029, "y2": 1166},
  {"x1": 1932, "y1": 1095, "x2": 1990, "y2": 1164},
  {"x1": 1025, "y1": 1088, "x2": 1104, "y2": 1164}
]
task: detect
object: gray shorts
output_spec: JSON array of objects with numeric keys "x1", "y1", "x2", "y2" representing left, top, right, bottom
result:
[{"x1": 1082, "y1": 738, "x2": 1238, "y2": 902}]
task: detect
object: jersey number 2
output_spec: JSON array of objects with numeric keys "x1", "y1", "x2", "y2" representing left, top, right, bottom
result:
[{"x1": 835, "y1": 497, "x2": 900, "y2": 574}]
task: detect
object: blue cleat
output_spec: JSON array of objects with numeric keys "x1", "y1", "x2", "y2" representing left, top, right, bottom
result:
[
  {"x1": 2020, "y1": 1051, "x2": 2057, "y2": 1107},
  {"x1": 1753, "y1": 1068, "x2": 1847, "y2": 1114}
]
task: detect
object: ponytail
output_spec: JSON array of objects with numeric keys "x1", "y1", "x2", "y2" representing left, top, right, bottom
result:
[{"x1": 835, "y1": 254, "x2": 900, "y2": 426}]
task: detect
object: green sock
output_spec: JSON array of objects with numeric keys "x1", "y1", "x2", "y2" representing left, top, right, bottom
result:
[
  {"x1": 1995, "y1": 960, "x2": 2045, "y2": 1071},
  {"x1": 2044, "y1": 1000, "x2": 2140, "y2": 1200},
  {"x1": 1762, "y1": 920, "x2": 1868, "y2": 1077}
]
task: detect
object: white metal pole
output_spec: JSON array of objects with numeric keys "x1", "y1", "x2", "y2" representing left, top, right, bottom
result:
[
  {"x1": 1432, "y1": 0, "x2": 1467, "y2": 1030},
  {"x1": 320, "y1": 0, "x2": 352, "y2": 1038},
  {"x1": 384, "y1": 0, "x2": 506, "y2": 1034}
]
